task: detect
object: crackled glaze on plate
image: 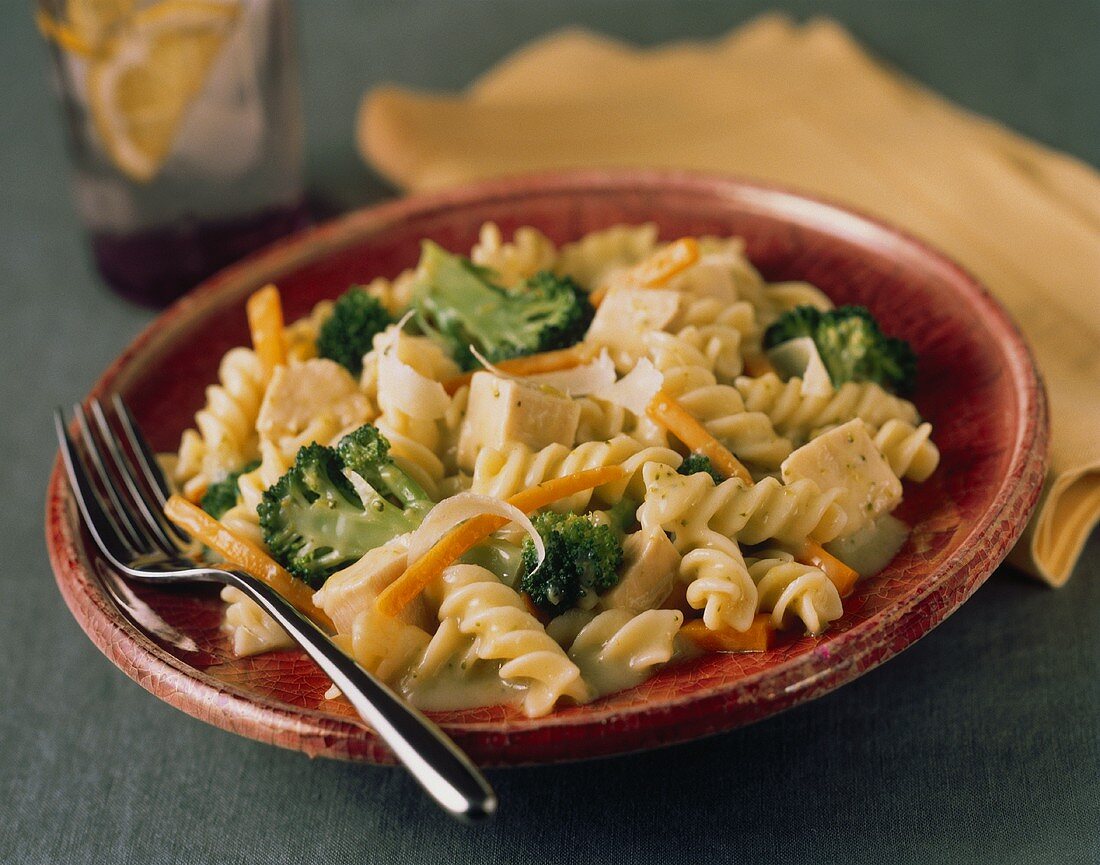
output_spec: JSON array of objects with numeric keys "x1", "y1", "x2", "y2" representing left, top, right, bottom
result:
[{"x1": 45, "y1": 170, "x2": 1048, "y2": 765}]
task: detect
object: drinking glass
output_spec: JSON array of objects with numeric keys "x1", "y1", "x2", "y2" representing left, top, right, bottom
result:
[{"x1": 37, "y1": 0, "x2": 307, "y2": 306}]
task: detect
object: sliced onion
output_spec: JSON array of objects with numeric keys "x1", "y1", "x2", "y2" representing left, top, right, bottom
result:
[
  {"x1": 593, "y1": 358, "x2": 664, "y2": 415},
  {"x1": 406, "y1": 492, "x2": 546, "y2": 573},
  {"x1": 767, "y1": 336, "x2": 833, "y2": 396}
]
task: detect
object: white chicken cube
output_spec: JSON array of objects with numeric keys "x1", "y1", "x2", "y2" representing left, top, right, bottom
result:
[
  {"x1": 456, "y1": 372, "x2": 581, "y2": 470},
  {"x1": 257, "y1": 358, "x2": 374, "y2": 445},
  {"x1": 599, "y1": 527, "x2": 682, "y2": 615},
  {"x1": 586, "y1": 287, "x2": 681, "y2": 361},
  {"x1": 313, "y1": 540, "x2": 431, "y2": 632},
  {"x1": 780, "y1": 419, "x2": 902, "y2": 537},
  {"x1": 664, "y1": 252, "x2": 741, "y2": 301}
]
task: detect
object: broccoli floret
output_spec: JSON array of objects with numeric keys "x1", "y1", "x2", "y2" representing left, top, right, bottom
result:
[
  {"x1": 412, "y1": 241, "x2": 594, "y2": 370},
  {"x1": 316, "y1": 286, "x2": 394, "y2": 376},
  {"x1": 763, "y1": 305, "x2": 917, "y2": 394},
  {"x1": 762, "y1": 304, "x2": 821, "y2": 346},
  {"x1": 677, "y1": 454, "x2": 724, "y2": 484},
  {"x1": 336, "y1": 423, "x2": 432, "y2": 515},
  {"x1": 257, "y1": 426, "x2": 432, "y2": 587},
  {"x1": 520, "y1": 512, "x2": 624, "y2": 615},
  {"x1": 200, "y1": 459, "x2": 260, "y2": 519}
]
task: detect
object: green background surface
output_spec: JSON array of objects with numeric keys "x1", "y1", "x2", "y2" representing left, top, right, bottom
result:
[{"x1": 2, "y1": 2, "x2": 1098, "y2": 863}]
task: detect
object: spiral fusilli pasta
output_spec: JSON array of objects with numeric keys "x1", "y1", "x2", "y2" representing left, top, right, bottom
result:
[
  {"x1": 567, "y1": 608, "x2": 683, "y2": 695},
  {"x1": 174, "y1": 346, "x2": 269, "y2": 499},
  {"x1": 870, "y1": 419, "x2": 940, "y2": 482},
  {"x1": 218, "y1": 438, "x2": 290, "y2": 546},
  {"x1": 220, "y1": 586, "x2": 294, "y2": 657},
  {"x1": 471, "y1": 222, "x2": 557, "y2": 286},
  {"x1": 470, "y1": 434, "x2": 683, "y2": 511},
  {"x1": 747, "y1": 551, "x2": 844, "y2": 635},
  {"x1": 554, "y1": 222, "x2": 659, "y2": 290},
  {"x1": 635, "y1": 463, "x2": 759, "y2": 631},
  {"x1": 638, "y1": 461, "x2": 849, "y2": 547},
  {"x1": 435, "y1": 565, "x2": 590, "y2": 717},
  {"x1": 759, "y1": 281, "x2": 834, "y2": 319},
  {"x1": 734, "y1": 372, "x2": 920, "y2": 444},
  {"x1": 284, "y1": 299, "x2": 333, "y2": 362},
  {"x1": 657, "y1": 362, "x2": 793, "y2": 468},
  {"x1": 361, "y1": 270, "x2": 419, "y2": 316}
]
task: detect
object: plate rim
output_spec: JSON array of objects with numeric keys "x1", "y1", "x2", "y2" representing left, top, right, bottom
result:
[{"x1": 45, "y1": 168, "x2": 1050, "y2": 766}]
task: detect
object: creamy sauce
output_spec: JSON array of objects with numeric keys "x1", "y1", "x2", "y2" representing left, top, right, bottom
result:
[
  {"x1": 571, "y1": 644, "x2": 686, "y2": 699},
  {"x1": 825, "y1": 513, "x2": 909, "y2": 577},
  {"x1": 403, "y1": 657, "x2": 524, "y2": 713}
]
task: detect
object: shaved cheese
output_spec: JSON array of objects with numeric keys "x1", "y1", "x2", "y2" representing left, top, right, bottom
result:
[
  {"x1": 523, "y1": 350, "x2": 617, "y2": 395},
  {"x1": 467, "y1": 346, "x2": 616, "y2": 397},
  {"x1": 766, "y1": 337, "x2": 833, "y2": 396},
  {"x1": 467, "y1": 346, "x2": 558, "y2": 395},
  {"x1": 406, "y1": 492, "x2": 546, "y2": 572},
  {"x1": 594, "y1": 359, "x2": 664, "y2": 415},
  {"x1": 378, "y1": 325, "x2": 451, "y2": 419}
]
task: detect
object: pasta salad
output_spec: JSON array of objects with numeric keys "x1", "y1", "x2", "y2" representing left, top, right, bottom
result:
[{"x1": 163, "y1": 223, "x2": 938, "y2": 717}]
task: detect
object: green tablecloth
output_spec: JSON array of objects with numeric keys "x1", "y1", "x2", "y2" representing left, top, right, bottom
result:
[{"x1": 3, "y1": 2, "x2": 1097, "y2": 862}]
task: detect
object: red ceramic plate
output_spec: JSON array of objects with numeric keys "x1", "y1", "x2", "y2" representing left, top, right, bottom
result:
[{"x1": 46, "y1": 170, "x2": 1048, "y2": 766}]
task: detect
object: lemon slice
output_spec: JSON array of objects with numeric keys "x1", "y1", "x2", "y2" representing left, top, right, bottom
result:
[
  {"x1": 67, "y1": 0, "x2": 135, "y2": 49},
  {"x1": 88, "y1": 0, "x2": 239, "y2": 182},
  {"x1": 37, "y1": 1, "x2": 134, "y2": 59}
]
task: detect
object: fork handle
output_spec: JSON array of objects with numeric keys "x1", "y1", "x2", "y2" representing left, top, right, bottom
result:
[{"x1": 227, "y1": 572, "x2": 497, "y2": 821}]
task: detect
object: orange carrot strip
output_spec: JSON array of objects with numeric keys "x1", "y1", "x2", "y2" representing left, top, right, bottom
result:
[
  {"x1": 505, "y1": 465, "x2": 624, "y2": 513},
  {"x1": 742, "y1": 354, "x2": 778, "y2": 377},
  {"x1": 246, "y1": 284, "x2": 286, "y2": 374},
  {"x1": 797, "y1": 539, "x2": 860, "y2": 598},
  {"x1": 646, "y1": 389, "x2": 754, "y2": 485},
  {"x1": 376, "y1": 465, "x2": 626, "y2": 617},
  {"x1": 164, "y1": 495, "x2": 333, "y2": 631},
  {"x1": 590, "y1": 237, "x2": 701, "y2": 306},
  {"x1": 441, "y1": 344, "x2": 596, "y2": 395},
  {"x1": 680, "y1": 615, "x2": 776, "y2": 653},
  {"x1": 633, "y1": 237, "x2": 700, "y2": 287}
]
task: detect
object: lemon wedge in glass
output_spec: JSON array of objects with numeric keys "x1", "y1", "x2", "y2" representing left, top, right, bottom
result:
[{"x1": 88, "y1": 0, "x2": 239, "y2": 182}]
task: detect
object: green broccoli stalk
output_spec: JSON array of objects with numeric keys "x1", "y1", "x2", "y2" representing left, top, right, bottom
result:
[
  {"x1": 520, "y1": 512, "x2": 624, "y2": 615},
  {"x1": 200, "y1": 459, "x2": 260, "y2": 519},
  {"x1": 677, "y1": 454, "x2": 724, "y2": 484},
  {"x1": 316, "y1": 286, "x2": 394, "y2": 376},
  {"x1": 763, "y1": 305, "x2": 917, "y2": 394},
  {"x1": 258, "y1": 426, "x2": 431, "y2": 587},
  {"x1": 412, "y1": 241, "x2": 594, "y2": 370},
  {"x1": 592, "y1": 496, "x2": 639, "y2": 538}
]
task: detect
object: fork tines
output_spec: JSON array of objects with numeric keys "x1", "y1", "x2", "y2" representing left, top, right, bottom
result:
[{"x1": 55, "y1": 397, "x2": 188, "y2": 567}]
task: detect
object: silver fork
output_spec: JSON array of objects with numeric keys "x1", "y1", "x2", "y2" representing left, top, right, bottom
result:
[{"x1": 54, "y1": 396, "x2": 496, "y2": 822}]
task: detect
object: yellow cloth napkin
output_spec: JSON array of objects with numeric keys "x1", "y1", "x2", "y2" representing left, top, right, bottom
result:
[{"x1": 358, "y1": 14, "x2": 1100, "y2": 586}]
